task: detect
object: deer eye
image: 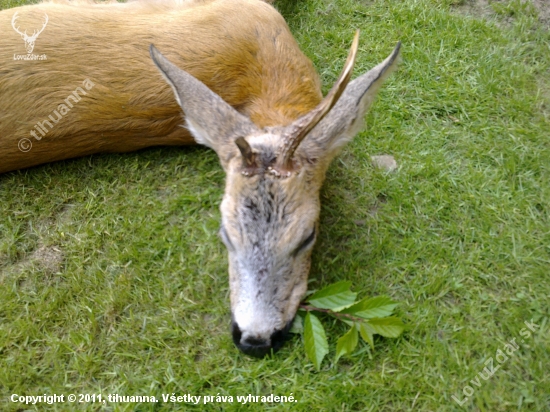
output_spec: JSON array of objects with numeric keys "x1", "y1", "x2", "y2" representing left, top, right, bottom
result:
[
  {"x1": 293, "y1": 228, "x2": 316, "y2": 256},
  {"x1": 219, "y1": 225, "x2": 235, "y2": 251}
]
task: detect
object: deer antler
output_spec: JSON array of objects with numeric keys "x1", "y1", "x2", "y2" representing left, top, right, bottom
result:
[
  {"x1": 30, "y1": 13, "x2": 48, "y2": 40},
  {"x1": 11, "y1": 12, "x2": 27, "y2": 38},
  {"x1": 274, "y1": 30, "x2": 360, "y2": 175},
  {"x1": 11, "y1": 12, "x2": 48, "y2": 40},
  {"x1": 235, "y1": 136, "x2": 260, "y2": 176}
]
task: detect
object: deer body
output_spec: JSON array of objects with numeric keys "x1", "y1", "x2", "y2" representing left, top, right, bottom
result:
[
  {"x1": 0, "y1": 0, "x2": 321, "y2": 173},
  {"x1": 1, "y1": 0, "x2": 400, "y2": 357}
]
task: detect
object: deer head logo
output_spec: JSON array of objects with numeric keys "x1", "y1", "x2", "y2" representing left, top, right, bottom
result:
[{"x1": 11, "y1": 12, "x2": 48, "y2": 54}]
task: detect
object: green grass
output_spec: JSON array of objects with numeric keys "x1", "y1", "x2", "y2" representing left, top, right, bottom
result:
[{"x1": 1, "y1": 0, "x2": 549, "y2": 410}]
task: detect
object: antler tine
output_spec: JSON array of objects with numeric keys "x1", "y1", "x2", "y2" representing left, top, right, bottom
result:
[
  {"x1": 11, "y1": 12, "x2": 26, "y2": 37},
  {"x1": 31, "y1": 14, "x2": 48, "y2": 38},
  {"x1": 38, "y1": 14, "x2": 48, "y2": 35},
  {"x1": 235, "y1": 136, "x2": 259, "y2": 176},
  {"x1": 276, "y1": 30, "x2": 360, "y2": 173}
]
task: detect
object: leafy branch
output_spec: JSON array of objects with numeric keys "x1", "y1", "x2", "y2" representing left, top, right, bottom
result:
[{"x1": 290, "y1": 281, "x2": 405, "y2": 370}]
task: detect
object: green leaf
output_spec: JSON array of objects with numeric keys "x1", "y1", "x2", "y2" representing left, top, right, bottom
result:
[
  {"x1": 358, "y1": 323, "x2": 375, "y2": 350},
  {"x1": 289, "y1": 314, "x2": 303, "y2": 334},
  {"x1": 366, "y1": 317, "x2": 405, "y2": 338},
  {"x1": 303, "y1": 312, "x2": 328, "y2": 370},
  {"x1": 339, "y1": 296, "x2": 398, "y2": 319},
  {"x1": 306, "y1": 281, "x2": 357, "y2": 311},
  {"x1": 335, "y1": 324, "x2": 358, "y2": 362}
]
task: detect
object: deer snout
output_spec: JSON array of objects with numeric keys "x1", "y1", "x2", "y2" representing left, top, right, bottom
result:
[{"x1": 231, "y1": 318, "x2": 293, "y2": 358}]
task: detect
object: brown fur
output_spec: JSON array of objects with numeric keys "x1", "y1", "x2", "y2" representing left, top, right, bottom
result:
[{"x1": 0, "y1": 0, "x2": 321, "y2": 173}]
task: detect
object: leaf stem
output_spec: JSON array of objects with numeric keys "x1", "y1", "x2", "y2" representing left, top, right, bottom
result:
[{"x1": 299, "y1": 304, "x2": 365, "y2": 323}]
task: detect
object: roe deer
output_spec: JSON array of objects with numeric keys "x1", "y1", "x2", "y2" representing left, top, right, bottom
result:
[{"x1": 0, "y1": 0, "x2": 400, "y2": 357}]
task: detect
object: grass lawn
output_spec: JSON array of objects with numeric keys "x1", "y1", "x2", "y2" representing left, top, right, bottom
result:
[{"x1": 1, "y1": 0, "x2": 549, "y2": 410}]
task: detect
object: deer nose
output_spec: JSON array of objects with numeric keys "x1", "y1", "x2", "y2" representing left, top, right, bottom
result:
[{"x1": 231, "y1": 321, "x2": 290, "y2": 358}]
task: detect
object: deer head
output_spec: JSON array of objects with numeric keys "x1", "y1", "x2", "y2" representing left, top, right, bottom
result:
[
  {"x1": 11, "y1": 12, "x2": 48, "y2": 54},
  {"x1": 150, "y1": 33, "x2": 400, "y2": 357}
]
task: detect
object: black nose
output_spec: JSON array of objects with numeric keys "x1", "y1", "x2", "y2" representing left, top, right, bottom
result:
[{"x1": 231, "y1": 321, "x2": 292, "y2": 358}]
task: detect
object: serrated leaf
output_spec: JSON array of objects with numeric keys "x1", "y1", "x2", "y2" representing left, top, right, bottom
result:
[
  {"x1": 306, "y1": 281, "x2": 357, "y2": 311},
  {"x1": 366, "y1": 317, "x2": 405, "y2": 338},
  {"x1": 359, "y1": 322, "x2": 375, "y2": 350},
  {"x1": 304, "y1": 312, "x2": 328, "y2": 370},
  {"x1": 289, "y1": 314, "x2": 303, "y2": 334},
  {"x1": 335, "y1": 324, "x2": 358, "y2": 362},
  {"x1": 339, "y1": 296, "x2": 398, "y2": 319}
]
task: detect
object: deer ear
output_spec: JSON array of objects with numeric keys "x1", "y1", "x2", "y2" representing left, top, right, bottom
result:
[
  {"x1": 149, "y1": 45, "x2": 259, "y2": 163},
  {"x1": 300, "y1": 43, "x2": 401, "y2": 161}
]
